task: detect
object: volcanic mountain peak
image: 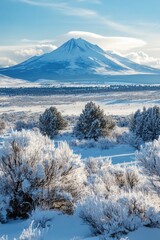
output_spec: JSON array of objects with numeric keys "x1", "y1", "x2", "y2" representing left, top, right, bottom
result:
[
  {"x1": 0, "y1": 38, "x2": 159, "y2": 81},
  {"x1": 38, "y1": 37, "x2": 105, "y2": 62},
  {"x1": 58, "y1": 37, "x2": 104, "y2": 53}
]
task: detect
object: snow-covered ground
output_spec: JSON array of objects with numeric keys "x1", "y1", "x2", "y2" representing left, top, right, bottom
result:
[
  {"x1": 0, "y1": 211, "x2": 160, "y2": 240},
  {"x1": 0, "y1": 75, "x2": 32, "y2": 88},
  {"x1": 73, "y1": 144, "x2": 135, "y2": 164},
  {"x1": 0, "y1": 90, "x2": 160, "y2": 240},
  {"x1": 1, "y1": 90, "x2": 160, "y2": 116},
  {"x1": 0, "y1": 211, "x2": 91, "y2": 240},
  {"x1": 128, "y1": 227, "x2": 160, "y2": 240}
]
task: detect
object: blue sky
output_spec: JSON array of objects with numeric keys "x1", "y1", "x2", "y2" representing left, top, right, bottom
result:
[{"x1": 0, "y1": 0, "x2": 160, "y2": 67}]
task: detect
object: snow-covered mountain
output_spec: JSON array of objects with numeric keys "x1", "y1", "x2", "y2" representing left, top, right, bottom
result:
[{"x1": 0, "y1": 38, "x2": 160, "y2": 81}]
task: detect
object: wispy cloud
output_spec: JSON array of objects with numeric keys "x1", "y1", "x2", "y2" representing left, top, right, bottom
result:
[
  {"x1": 62, "y1": 31, "x2": 146, "y2": 51},
  {"x1": 76, "y1": 0, "x2": 101, "y2": 4},
  {"x1": 15, "y1": 0, "x2": 140, "y2": 35},
  {"x1": 20, "y1": 38, "x2": 56, "y2": 44},
  {"x1": 16, "y1": 0, "x2": 97, "y2": 17}
]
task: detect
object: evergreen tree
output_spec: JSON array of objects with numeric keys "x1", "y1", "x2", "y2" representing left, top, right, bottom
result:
[
  {"x1": 74, "y1": 102, "x2": 115, "y2": 140},
  {"x1": 130, "y1": 106, "x2": 160, "y2": 142},
  {"x1": 39, "y1": 107, "x2": 67, "y2": 139}
]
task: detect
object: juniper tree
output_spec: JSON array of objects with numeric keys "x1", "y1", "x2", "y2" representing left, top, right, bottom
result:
[
  {"x1": 74, "y1": 102, "x2": 115, "y2": 140},
  {"x1": 130, "y1": 106, "x2": 160, "y2": 142},
  {"x1": 39, "y1": 107, "x2": 67, "y2": 139}
]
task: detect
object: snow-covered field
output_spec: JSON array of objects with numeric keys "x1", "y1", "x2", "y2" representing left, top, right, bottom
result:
[
  {"x1": 1, "y1": 90, "x2": 160, "y2": 115},
  {"x1": 0, "y1": 211, "x2": 160, "y2": 240},
  {"x1": 0, "y1": 90, "x2": 160, "y2": 240}
]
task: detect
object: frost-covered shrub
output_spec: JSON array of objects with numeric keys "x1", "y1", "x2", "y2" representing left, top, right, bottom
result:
[
  {"x1": 0, "y1": 194, "x2": 9, "y2": 223},
  {"x1": 71, "y1": 137, "x2": 116, "y2": 150},
  {"x1": 29, "y1": 209, "x2": 54, "y2": 229},
  {"x1": 108, "y1": 165, "x2": 141, "y2": 191},
  {"x1": 136, "y1": 137, "x2": 160, "y2": 196},
  {"x1": 130, "y1": 106, "x2": 160, "y2": 142},
  {"x1": 0, "y1": 112, "x2": 39, "y2": 132},
  {"x1": 85, "y1": 157, "x2": 117, "y2": 197},
  {"x1": 97, "y1": 138, "x2": 116, "y2": 149},
  {"x1": 80, "y1": 192, "x2": 160, "y2": 238},
  {"x1": 50, "y1": 141, "x2": 87, "y2": 213},
  {"x1": 80, "y1": 158, "x2": 158, "y2": 238},
  {"x1": 0, "y1": 130, "x2": 56, "y2": 219},
  {"x1": 85, "y1": 157, "x2": 143, "y2": 198},
  {"x1": 0, "y1": 130, "x2": 86, "y2": 219},
  {"x1": 0, "y1": 236, "x2": 8, "y2": 240},
  {"x1": 39, "y1": 107, "x2": 67, "y2": 139},
  {"x1": 86, "y1": 157, "x2": 112, "y2": 177},
  {"x1": 0, "y1": 223, "x2": 44, "y2": 240},
  {"x1": 19, "y1": 221, "x2": 44, "y2": 240},
  {"x1": 72, "y1": 126, "x2": 128, "y2": 150},
  {"x1": 74, "y1": 102, "x2": 115, "y2": 140}
]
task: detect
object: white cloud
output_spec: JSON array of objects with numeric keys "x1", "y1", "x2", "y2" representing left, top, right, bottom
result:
[
  {"x1": 125, "y1": 51, "x2": 160, "y2": 69},
  {"x1": 16, "y1": 0, "x2": 97, "y2": 17},
  {"x1": 76, "y1": 0, "x2": 101, "y2": 3},
  {"x1": 15, "y1": 44, "x2": 57, "y2": 57},
  {"x1": 0, "y1": 57, "x2": 17, "y2": 68},
  {"x1": 59, "y1": 31, "x2": 146, "y2": 51},
  {"x1": 0, "y1": 42, "x2": 57, "y2": 67},
  {"x1": 20, "y1": 38, "x2": 55, "y2": 44},
  {"x1": 15, "y1": 0, "x2": 142, "y2": 35}
]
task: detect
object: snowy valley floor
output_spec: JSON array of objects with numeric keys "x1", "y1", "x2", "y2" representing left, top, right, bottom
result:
[
  {"x1": 0, "y1": 90, "x2": 160, "y2": 239},
  {"x1": 1, "y1": 90, "x2": 160, "y2": 116},
  {"x1": 0, "y1": 211, "x2": 160, "y2": 240}
]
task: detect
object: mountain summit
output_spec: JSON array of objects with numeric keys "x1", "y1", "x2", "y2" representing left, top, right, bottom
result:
[
  {"x1": 0, "y1": 38, "x2": 159, "y2": 81},
  {"x1": 56, "y1": 37, "x2": 103, "y2": 53}
]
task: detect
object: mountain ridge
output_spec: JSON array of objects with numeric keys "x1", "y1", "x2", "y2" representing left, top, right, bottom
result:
[{"x1": 0, "y1": 38, "x2": 160, "y2": 81}]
